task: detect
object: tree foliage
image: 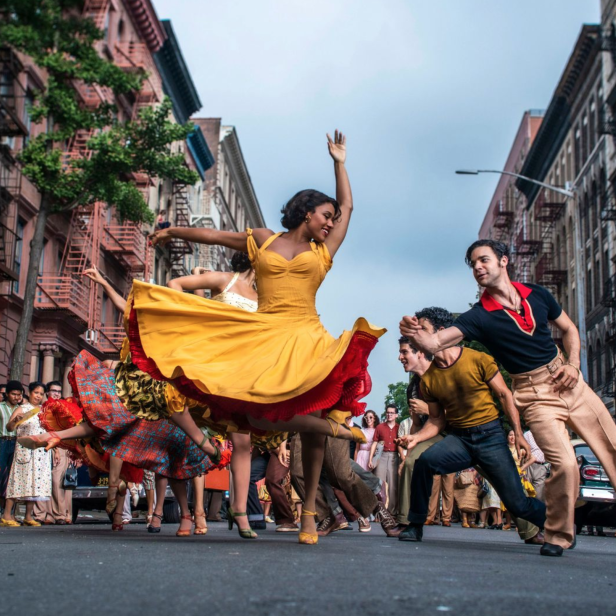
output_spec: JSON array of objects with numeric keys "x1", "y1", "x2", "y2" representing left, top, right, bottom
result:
[
  {"x1": 0, "y1": 0, "x2": 198, "y2": 222},
  {"x1": 383, "y1": 380, "x2": 410, "y2": 422}
]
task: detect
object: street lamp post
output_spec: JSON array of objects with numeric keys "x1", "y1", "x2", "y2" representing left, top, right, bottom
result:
[{"x1": 456, "y1": 169, "x2": 587, "y2": 379}]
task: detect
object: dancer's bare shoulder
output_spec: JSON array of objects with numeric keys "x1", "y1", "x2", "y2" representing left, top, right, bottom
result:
[{"x1": 251, "y1": 228, "x2": 276, "y2": 248}]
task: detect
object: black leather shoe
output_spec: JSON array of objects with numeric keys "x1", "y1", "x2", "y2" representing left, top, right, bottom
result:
[
  {"x1": 399, "y1": 523, "x2": 423, "y2": 542},
  {"x1": 540, "y1": 542, "x2": 563, "y2": 557}
]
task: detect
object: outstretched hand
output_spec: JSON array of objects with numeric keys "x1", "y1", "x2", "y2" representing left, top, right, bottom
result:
[
  {"x1": 327, "y1": 130, "x2": 346, "y2": 164},
  {"x1": 149, "y1": 228, "x2": 172, "y2": 247},
  {"x1": 83, "y1": 265, "x2": 105, "y2": 285}
]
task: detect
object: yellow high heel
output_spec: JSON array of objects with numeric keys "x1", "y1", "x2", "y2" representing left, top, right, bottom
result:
[
  {"x1": 298, "y1": 510, "x2": 319, "y2": 545},
  {"x1": 326, "y1": 410, "x2": 367, "y2": 444}
]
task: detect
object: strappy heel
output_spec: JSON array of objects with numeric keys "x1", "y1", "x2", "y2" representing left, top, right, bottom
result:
[
  {"x1": 148, "y1": 512, "x2": 163, "y2": 533},
  {"x1": 198, "y1": 434, "x2": 222, "y2": 465},
  {"x1": 299, "y1": 510, "x2": 319, "y2": 545},
  {"x1": 111, "y1": 511, "x2": 124, "y2": 532},
  {"x1": 176, "y1": 514, "x2": 193, "y2": 537},
  {"x1": 228, "y1": 506, "x2": 257, "y2": 539},
  {"x1": 326, "y1": 410, "x2": 367, "y2": 444},
  {"x1": 18, "y1": 431, "x2": 61, "y2": 451},
  {"x1": 105, "y1": 480, "x2": 127, "y2": 516},
  {"x1": 194, "y1": 513, "x2": 208, "y2": 535}
]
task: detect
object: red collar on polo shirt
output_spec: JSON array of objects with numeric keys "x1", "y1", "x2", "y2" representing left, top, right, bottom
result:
[{"x1": 479, "y1": 282, "x2": 535, "y2": 334}]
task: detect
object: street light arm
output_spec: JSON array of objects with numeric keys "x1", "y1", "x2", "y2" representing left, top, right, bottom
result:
[{"x1": 456, "y1": 169, "x2": 575, "y2": 198}]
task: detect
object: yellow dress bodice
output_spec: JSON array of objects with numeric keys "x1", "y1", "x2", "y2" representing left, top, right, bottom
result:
[{"x1": 248, "y1": 230, "x2": 331, "y2": 320}]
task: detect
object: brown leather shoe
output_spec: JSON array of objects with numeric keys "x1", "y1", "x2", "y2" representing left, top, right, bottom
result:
[
  {"x1": 424, "y1": 519, "x2": 437, "y2": 526},
  {"x1": 385, "y1": 524, "x2": 408, "y2": 537},
  {"x1": 442, "y1": 520, "x2": 451, "y2": 527},
  {"x1": 317, "y1": 512, "x2": 347, "y2": 536},
  {"x1": 375, "y1": 502, "x2": 399, "y2": 537},
  {"x1": 525, "y1": 531, "x2": 545, "y2": 545}
]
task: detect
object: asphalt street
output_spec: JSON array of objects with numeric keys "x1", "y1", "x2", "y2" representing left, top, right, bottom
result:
[{"x1": 1, "y1": 520, "x2": 614, "y2": 616}]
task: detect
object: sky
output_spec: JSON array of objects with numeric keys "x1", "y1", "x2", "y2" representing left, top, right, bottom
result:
[{"x1": 153, "y1": 0, "x2": 600, "y2": 412}]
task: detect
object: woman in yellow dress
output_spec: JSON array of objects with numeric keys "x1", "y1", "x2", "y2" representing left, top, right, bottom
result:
[{"x1": 130, "y1": 130, "x2": 385, "y2": 544}]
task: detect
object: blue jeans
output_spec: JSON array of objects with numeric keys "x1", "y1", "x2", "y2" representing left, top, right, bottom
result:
[{"x1": 408, "y1": 420, "x2": 546, "y2": 528}]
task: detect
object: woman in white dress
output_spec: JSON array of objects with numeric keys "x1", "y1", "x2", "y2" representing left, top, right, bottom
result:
[{"x1": 2, "y1": 382, "x2": 51, "y2": 526}]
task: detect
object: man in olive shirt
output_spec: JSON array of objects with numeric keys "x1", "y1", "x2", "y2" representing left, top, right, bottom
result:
[{"x1": 397, "y1": 307, "x2": 546, "y2": 543}]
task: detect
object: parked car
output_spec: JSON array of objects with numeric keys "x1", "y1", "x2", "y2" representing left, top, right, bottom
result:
[
  {"x1": 71, "y1": 465, "x2": 184, "y2": 524},
  {"x1": 572, "y1": 439, "x2": 616, "y2": 529}
]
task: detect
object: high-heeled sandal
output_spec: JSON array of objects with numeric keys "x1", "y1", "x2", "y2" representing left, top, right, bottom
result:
[
  {"x1": 176, "y1": 514, "x2": 193, "y2": 537},
  {"x1": 18, "y1": 431, "x2": 61, "y2": 451},
  {"x1": 298, "y1": 510, "x2": 319, "y2": 545},
  {"x1": 105, "y1": 480, "x2": 127, "y2": 516},
  {"x1": 148, "y1": 512, "x2": 163, "y2": 534},
  {"x1": 227, "y1": 507, "x2": 257, "y2": 539},
  {"x1": 194, "y1": 513, "x2": 208, "y2": 535},
  {"x1": 326, "y1": 410, "x2": 367, "y2": 444},
  {"x1": 111, "y1": 511, "x2": 124, "y2": 532},
  {"x1": 198, "y1": 434, "x2": 221, "y2": 465}
]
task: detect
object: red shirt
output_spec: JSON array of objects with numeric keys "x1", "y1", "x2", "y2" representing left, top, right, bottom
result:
[{"x1": 374, "y1": 422, "x2": 399, "y2": 452}]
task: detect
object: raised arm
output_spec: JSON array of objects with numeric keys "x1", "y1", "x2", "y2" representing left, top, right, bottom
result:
[
  {"x1": 150, "y1": 227, "x2": 275, "y2": 252},
  {"x1": 323, "y1": 130, "x2": 352, "y2": 258},
  {"x1": 167, "y1": 271, "x2": 231, "y2": 295},
  {"x1": 83, "y1": 265, "x2": 127, "y2": 313},
  {"x1": 399, "y1": 315, "x2": 464, "y2": 355}
]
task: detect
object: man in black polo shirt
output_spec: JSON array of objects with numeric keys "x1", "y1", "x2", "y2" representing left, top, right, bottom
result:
[{"x1": 400, "y1": 239, "x2": 616, "y2": 557}]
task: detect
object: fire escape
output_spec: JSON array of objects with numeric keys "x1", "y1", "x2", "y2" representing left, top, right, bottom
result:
[
  {"x1": 34, "y1": 0, "x2": 155, "y2": 355},
  {"x1": 533, "y1": 191, "x2": 567, "y2": 292},
  {"x1": 491, "y1": 199, "x2": 514, "y2": 243},
  {"x1": 513, "y1": 219, "x2": 542, "y2": 284},
  {"x1": 168, "y1": 183, "x2": 193, "y2": 279}
]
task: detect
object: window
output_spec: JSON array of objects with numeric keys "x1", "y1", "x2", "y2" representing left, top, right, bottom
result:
[
  {"x1": 588, "y1": 344, "x2": 594, "y2": 388},
  {"x1": 586, "y1": 266, "x2": 593, "y2": 312},
  {"x1": 574, "y1": 127, "x2": 581, "y2": 174},
  {"x1": 595, "y1": 258, "x2": 601, "y2": 308}
]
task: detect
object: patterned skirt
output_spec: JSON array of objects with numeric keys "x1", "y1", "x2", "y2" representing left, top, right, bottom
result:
[{"x1": 66, "y1": 351, "x2": 216, "y2": 480}]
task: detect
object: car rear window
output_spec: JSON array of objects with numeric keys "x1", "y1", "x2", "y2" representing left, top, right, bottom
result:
[{"x1": 575, "y1": 445, "x2": 599, "y2": 464}]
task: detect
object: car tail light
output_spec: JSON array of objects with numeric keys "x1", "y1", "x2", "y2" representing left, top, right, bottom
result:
[{"x1": 581, "y1": 465, "x2": 606, "y2": 481}]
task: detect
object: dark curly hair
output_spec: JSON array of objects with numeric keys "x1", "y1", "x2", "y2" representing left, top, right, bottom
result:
[
  {"x1": 415, "y1": 307, "x2": 454, "y2": 332},
  {"x1": 361, "y1": 410, "x2": 380, "y2": 429},
  {"x1": 280, "y1": 189, "x2": 341, "y2": 230},
  {"x1": 231, "y1": 251, "x2": 252, "y2": 273},
  {"x1": 465, "y1": 239, "x2": 509, "y2": 267}
]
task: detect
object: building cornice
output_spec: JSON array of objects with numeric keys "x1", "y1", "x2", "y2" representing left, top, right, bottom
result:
[
  {"x1": 517, "y1": 24, "x2": 601, "y2": 204},
  {"x1": 124, "y1": 0, "x2": 166, "y2": 53},
  {"x1": 154, "y1": 20, "x2": 201, "y2": 124},
  {"x1": 220, "y1": 127, "x2": 266, "y2": 228},
  {"x1": 186, "y1": 126, "x2": 215, "y2": 180}
]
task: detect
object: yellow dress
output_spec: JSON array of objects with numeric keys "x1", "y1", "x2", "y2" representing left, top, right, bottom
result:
[{"x1": 128, "y1": 229, "x2": 385, "y2": 428}]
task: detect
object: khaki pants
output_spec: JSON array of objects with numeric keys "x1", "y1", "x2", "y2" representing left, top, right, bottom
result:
[
  {"x1": 375, "y1": 451, "x2": 399, "y2": 515},
  {"x1": 428, "y1": 473, "x2": 455, "y2": 523},
  {"x1": 34, "y1": 449, "x2": 72, "y2": 523},
  {"x1": 526, "y1": 462, "x2": 548, "y2": 503},
  {"x1": 512, "y1": 354, "x2": 616, "y2": 549},
  {"x1": 397, "y1": 435, "x2": 443, "y2": 525}
]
